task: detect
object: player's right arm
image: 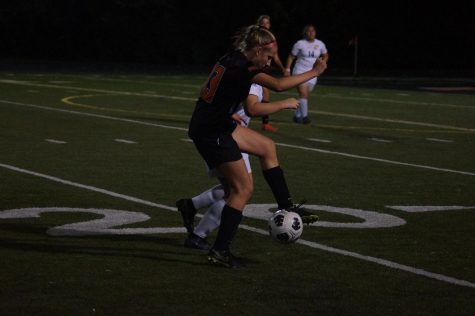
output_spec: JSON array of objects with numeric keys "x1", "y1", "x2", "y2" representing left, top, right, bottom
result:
[{"x1": 252, "y1": 58, "x2": 327, "y2": 92}]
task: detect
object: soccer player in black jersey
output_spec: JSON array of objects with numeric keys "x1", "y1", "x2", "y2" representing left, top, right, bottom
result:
[{"x1": 186, "y1": 25, "x2": 326, "y2": 268}]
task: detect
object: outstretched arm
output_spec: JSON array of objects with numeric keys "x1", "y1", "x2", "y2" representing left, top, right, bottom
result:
[
  {"x1": 244, "y1": 94, "x2": 298, "y2": 117},
  {"x1": 252, "y1": 58, "x2": 327, "y2": 92}
]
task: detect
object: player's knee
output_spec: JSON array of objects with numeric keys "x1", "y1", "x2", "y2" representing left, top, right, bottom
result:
[
  {"x1": 212, "y1": 185, "x2": 226, "y2": 200},
  {"x1": 263, "y1": 138, "x2": 277, "y2": 158},
  {"x1": 233, "y1": 182, "x2": 253, "y2": 202}
]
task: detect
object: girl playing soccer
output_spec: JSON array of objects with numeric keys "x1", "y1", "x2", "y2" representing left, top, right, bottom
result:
[{"x1": 186, "y1": 25, "x2": 326, "y2": 267}]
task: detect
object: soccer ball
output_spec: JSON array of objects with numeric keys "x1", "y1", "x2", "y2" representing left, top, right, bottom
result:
[{"x1": 268, "y1": 210, "x2": 303, "y2": 243}]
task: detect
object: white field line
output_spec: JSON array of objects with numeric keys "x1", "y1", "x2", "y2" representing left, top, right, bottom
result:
[
  {"x1": 1, "y1": 99, "x2": 474, "y2": 177},
  {"x1": 0, "y1": 162, "x2": 175, "y2": 211},
  {"x1": 0, "y1": 79, "x2": 196, "y2": 101},
  {"x1": 281, "y1": 91, "x2": 475, "y2": 110},
  {"x1": 115, "y1": 139, "x2": 137, "y2": 144},
  {"x1": 311, "y1": 110, "x2": 475, "y2": 132},
  {"x1": 0, "y1": 100, "x2": 187, "y2": 132},
  {"x1": 75, "y1": 75, "x2": 474, "y2": 110},
  {"x1": 275, "y1": 142, "x2": 475, "y2": 176},
  {"x1": 426, "y1": 138, "x2": 454, "y2": 143},
  {"x1": 45, "y1": 139, "x2": 67, "y2": 144},
  {"x1": 369, "y1": 137, "x2": 393, "y2": 143},
  {"x1": 1, "y1": 161, "x2": 474, "y2": 290},
  {"x1": 0, "y1": 79, "x2": 473, "y2": 132},
  {"x1": 308, "y1": 138, "x2": 332, "y2": 143}
]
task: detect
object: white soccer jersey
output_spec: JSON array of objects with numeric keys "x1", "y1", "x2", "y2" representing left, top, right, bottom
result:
[
  {"x1": 291, "y1": 39, "x2": 327, "y2": 70},
  {"x1": 234, "y1": 83, "x2": 263, "y2": 127}
]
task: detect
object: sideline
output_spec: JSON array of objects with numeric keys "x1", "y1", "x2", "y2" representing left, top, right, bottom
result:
[{"x1": 1, "y1": 161, "x2": 474, "y2": 290}]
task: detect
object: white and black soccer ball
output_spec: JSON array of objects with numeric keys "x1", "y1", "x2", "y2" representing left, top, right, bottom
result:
[{"x1": 268, "y1": 210, "x2": 303, "y2": 243}]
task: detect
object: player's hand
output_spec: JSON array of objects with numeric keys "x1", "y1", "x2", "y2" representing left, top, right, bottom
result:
[
  {"x1": 231, "y1": 113, "x2": 246, "y2": 126},
  {"x1": 283, "y1": 98, "x2": 299, "y2": 110},
  {"x1": 283, "y1": 68, "x2": 291, "y2": 77},
  {"x1": 312, "y1": 58, "x2": 327, "y2": 76}
]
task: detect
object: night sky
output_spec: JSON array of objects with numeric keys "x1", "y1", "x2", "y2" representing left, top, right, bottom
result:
[{"x1": 1, "y1": 0, "x2": 474, "y2": 76}]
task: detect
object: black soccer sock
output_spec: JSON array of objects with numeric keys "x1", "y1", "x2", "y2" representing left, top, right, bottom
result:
[
  {"x1": 262, "y1": 166, "x2": 293, "y2": 209},
  {"x1": 212, "y1": 204, "x2": 243, "y2": 252},
  {"x1": 262, "y1": 115, "x2": 270, "y2": 124}
]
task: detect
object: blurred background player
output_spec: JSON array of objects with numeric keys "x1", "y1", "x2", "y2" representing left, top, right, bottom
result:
[
  {"x1": 256, "y1": 14, "x2": 287, "y2": 133},
  {"x1": 285, "y1": 24, "x2": 329, "y2": 124}
]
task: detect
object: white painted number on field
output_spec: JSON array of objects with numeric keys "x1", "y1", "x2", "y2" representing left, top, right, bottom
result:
[
  {"x1": 0, "y1": 204, "x2": 408, "y2": 237},
  {"x1": 0, "y1": 207, "x2": 185, "y2": 236}
]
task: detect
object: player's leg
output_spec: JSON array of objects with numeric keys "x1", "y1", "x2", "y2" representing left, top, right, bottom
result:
[
  {"x1": 232, "y1": 125, "x2": 319, "y2": 223},
  {"x1": 301, "y1": 78, "x2": 317, "y2": 124},
  {"x1": 207, "y1": 159, "x2": 252, "y2": 268},
  {"x1": 296, "y1": 84, "x2": 310, "y2": 124},
  {"x1": 232, "y1": 125, "x2": 293, "y2": 210},
  {"x1": 190, "y1": 154, "x2": 253, "y2": 250},
  {"x1": 176, "y1": 184, "x2": 226, "y2": 233},
  {"x1": 186, "y1": 179, "x2": 228, "y2": 250},
  {"x1": 192, "y1": 185, "x2": 226, "y2": 210}
]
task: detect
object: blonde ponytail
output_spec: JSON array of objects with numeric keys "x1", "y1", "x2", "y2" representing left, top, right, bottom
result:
[{"x1": 233, "y1": 25, "x2": 276, "y2": 52}]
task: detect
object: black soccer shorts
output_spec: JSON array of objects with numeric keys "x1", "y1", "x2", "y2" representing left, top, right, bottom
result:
[{"x1": 192, "y1": 133, "x2": 242, "y2": 170}]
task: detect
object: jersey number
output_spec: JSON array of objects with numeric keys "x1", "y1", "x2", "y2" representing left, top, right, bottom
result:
[{"x1": 200, "y1": 63, "x2": 226, "y2": 103}]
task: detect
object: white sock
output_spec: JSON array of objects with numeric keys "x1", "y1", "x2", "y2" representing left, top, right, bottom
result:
[
  {"x1": 299, "y1": 98, "x2": 308, "y2": 118},
  {"x1": 193, "y1": 199, "x2": 225, "y2": 238},
  {"x1": 191, "y1": 185, "x2": 225, "y2": 210},
  {"x1": 295, "y1": 98, "x2": 303, "y2": 119}
]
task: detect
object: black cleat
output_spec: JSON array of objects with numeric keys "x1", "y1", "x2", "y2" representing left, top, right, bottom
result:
[
  {"x1": 293, "y1": 116, "x2": 303, "y2": 124},
  {"x1": 176, "y1": 198, "x2": 197, "y2": 233},
  {"x1": 302, "y1": 116, "x2": 311, "y2": 125},
  {"x1": 207, "y1": 248, "x2": 246, "y2": 269},
  {"x1": 287, "y1": 200, "x2": 319, "y2": 224},
  {"x1": 184, "y1": 233, "x2": 211, "y2": 251}
]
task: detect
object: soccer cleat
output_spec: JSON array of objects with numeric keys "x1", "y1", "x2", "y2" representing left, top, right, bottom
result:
[
  {"x1": 300, "y1": 214, "x2": 319, "y2": 225},
  {"x1": 207, "y1": 248, "x2": 246, "y2": 269},
  {"x1": 184, "y1": 233, "x2": 211, "y2": 251},
  {"x1": 287, "y1": 200, "x2": 319, "y2": 225},
  {"x1": 262, "y1": 123, "x2": 278, "y2": 133},
  {"x1": 175, "y1": 198, "x2": 197, "y2": 233},
  {"x1": 293, "y1": 116, "x2": 303, "y2": 124},
  {"x1": 302, "y1": 117, "x2": 311, "y2": 125}
]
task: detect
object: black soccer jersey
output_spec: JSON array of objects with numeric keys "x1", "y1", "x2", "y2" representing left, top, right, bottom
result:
[{"x1": 188, "y1": 50, "x2": 262, "y2": 138}]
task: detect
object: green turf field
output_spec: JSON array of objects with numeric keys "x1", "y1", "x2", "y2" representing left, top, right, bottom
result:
[{"x1": 1, "y1": 72, "x2": 474, "y2": 315}]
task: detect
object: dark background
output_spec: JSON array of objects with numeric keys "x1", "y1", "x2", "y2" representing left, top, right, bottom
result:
[{"x1": 1, "y1": 0, "x2": 474, "y2": 77}]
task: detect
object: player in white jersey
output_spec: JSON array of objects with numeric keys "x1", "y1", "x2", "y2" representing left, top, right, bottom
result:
[
  {"x1": 285, "y1": 24, "x2": 329, "y2": 124},
  {"x1": 177, "y1": 83, "x2": 297, "y2": 250}
]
